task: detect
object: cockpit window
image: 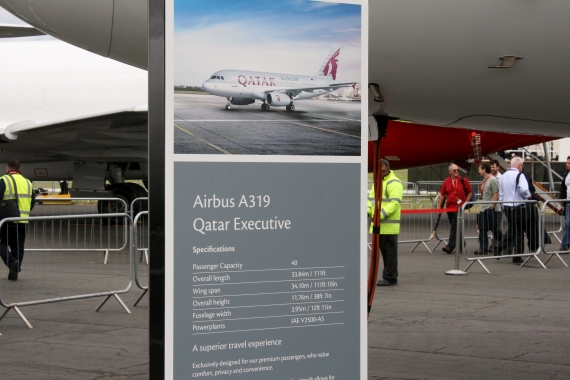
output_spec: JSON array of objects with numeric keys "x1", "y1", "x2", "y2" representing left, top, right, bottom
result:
[
  {"x1": 210, "y1": 75, "x2": 216, "y2": 79},
  {"x1": 220, "y1": 76, "x2": 224, "y2": 80}
]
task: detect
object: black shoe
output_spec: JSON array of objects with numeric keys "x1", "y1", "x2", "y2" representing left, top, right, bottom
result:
[
  {"x1": 473, "y1": 250, "x2": 488, "y2": 255},
  {"x1": 512, "y1": 257, "x2": 524, "y2": 264},
  {"x1": 377, "y1": 279, "x2": 396, "y2": 286},
  {"x1": 8, "y1": 260, "x2": 19, "y2": 281},
  {"x1": 442, "y1": 246, "x2": 452, "y2": 254}
]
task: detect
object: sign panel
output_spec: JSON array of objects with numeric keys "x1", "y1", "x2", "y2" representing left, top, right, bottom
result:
[{"x1": 165, "y1": 1, "x2": 367, "y2": 378}]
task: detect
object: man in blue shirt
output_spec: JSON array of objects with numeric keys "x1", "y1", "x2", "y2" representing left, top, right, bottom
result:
[{"x1": 499, "y1": 157, "x2": 531, "y2": 263}]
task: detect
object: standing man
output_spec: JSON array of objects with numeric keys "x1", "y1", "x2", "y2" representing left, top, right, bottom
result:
[
  {"x1": 0, "y1": 159, "x2": 34, "y2": 281},
  {"x1": 559, "y1": 156, "x2": 570, "y2": 251},
  {"x1": 475, "y1": 163, "x2": 502, "y2": 255},
  {"x1": 437, "y1": 164, "x2": 472, "y2": 254},
  {"x1": 489, "y1": 159, "x2": 503, "y2": 251},
  {"x1": 499, "y1": 157, "x2": 530, "y2": 263},
  {"x1": 490, "y1": 159, "x2": 503, "y2": 179},
  {"x1": 367, "y1": 159, "x2": 403, "y2": 286}
]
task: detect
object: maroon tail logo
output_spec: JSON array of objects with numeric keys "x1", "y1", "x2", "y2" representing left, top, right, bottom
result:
[{"x1": 323, "y1": 49, "x2": 340, "y2": 80}]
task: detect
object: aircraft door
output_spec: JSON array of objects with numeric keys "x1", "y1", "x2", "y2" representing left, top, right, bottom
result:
[{"x1": 231, "y1": 72, "x2": 237, "y2": 87}]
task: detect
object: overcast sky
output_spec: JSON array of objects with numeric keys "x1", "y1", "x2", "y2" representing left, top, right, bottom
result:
[{"x1": 174, "y1": 0, "x2": 361, "y2": 87}]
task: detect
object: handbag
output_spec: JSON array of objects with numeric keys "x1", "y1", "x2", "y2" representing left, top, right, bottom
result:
[{"x1": 0, "y1": 175, "x2": 21, "y2": 222}]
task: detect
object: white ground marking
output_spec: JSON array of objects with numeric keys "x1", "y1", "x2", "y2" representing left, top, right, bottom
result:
[{"x1": 174, "y1": 124, "x2": 231, "y2": 154}]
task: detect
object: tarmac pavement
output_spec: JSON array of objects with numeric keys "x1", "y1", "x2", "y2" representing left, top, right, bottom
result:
[{"x1": 0, "y1": 214, "x2": 568, "y2": 379}]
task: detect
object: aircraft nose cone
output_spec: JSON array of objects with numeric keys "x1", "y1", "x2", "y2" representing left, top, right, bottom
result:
[{"x1": 202, "y1": 81, "x2": 212, "y2": 93}]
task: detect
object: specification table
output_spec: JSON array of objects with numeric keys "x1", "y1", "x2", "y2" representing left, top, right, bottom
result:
[{"x1": 191, "y1": 265, "x2": 346, "y2": 335}]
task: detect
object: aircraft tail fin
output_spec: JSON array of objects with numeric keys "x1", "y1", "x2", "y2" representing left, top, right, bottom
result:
[{"x1": 316, "y1": 45, "x2": 340, "y2": 80}]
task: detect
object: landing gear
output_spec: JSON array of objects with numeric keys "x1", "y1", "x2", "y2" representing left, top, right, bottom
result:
[
  {"x1": 225, "y1": 97, "x2": 232, "y2": 110},
  {"x1": 97, "y1": 182, "x2": 148, "y2": 224},
  {"x1": 261, "y1": 103, "x2": 270, "y2": 111},
  {"x1": 225, "y1": 104, "x2": 231, "y2": 110},
  {"x1": 286, "y1": 104, "x2": 295, "y2": 112}
]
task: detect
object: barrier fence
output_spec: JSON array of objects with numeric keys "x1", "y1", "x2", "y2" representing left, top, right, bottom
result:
[
  {"x1": 447, "y1": 199, "x2": 569, "y2": 274},
  {"x1": 132, "y1": 210, "x2": 149, "y2": 306},
  {"x1": 27, "y1": 198, "x2": 130, "y2": 265},
  {"x1": 0, "y1": 213, "x2": 133, "y2": 329}
]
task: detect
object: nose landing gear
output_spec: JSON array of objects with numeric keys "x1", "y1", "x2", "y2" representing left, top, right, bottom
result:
[{"x1": 225, "y1": 97, "x2": 232, "y2": 110}]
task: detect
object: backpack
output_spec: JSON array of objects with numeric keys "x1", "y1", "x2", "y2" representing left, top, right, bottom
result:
[{"x1": 460, "y1": 178, "x2": 475, "y2": 210}]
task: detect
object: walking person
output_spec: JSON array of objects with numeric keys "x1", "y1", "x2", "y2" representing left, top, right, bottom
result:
[
  {"x1": 499, "y1": 157, "x2": 530, "y2": 263},
  {"x1": 437, "y1": 164, "x2": 472, "y2": 254},
  {"x1": 367, "y1": 159, "x2": 403, "y2": 286},
  {"x1": 474, "y1": 163, "x2": 502, "y2": 255},
  {"x1": 559, "y1": 156, "x2": 570, "y2": 252},
  {"x1": 0, "y1": 159, "x2": 35, "y2": 281}
]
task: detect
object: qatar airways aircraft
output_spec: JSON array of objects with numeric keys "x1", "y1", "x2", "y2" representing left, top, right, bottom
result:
[{"x1": 202, "y1": 47, "x2": 356, "y2": 111}]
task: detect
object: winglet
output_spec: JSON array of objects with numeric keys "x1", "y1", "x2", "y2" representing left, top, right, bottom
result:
[{"x1": 316, "y1": 45, "x2": 340, "y2": 80}]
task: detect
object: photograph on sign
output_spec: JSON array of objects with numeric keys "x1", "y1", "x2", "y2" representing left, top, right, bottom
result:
[{"x1": 173, "y1": 0, "x2": 361, "y2": 156}]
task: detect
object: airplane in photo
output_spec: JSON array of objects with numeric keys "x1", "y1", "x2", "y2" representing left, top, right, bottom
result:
[{"x1": 201, "y1": 46, "x2": 357, "y2": 111}]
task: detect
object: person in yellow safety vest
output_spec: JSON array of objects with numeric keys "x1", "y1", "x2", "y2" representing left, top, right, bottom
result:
[
  {"x1": 0, "y1": 159, "x2": 35, "y2": 281},
  {"x1": 367, "y1": 159, "x2": 403, "y2": 286}
]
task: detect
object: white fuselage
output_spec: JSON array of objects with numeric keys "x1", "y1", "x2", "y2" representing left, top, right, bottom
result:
[{"x1": 202, "y1": 70, "x2": 337, "y2": 102}]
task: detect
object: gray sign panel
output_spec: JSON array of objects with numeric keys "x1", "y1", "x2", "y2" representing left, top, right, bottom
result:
[{"x1": 174, "y1": 162, "x2": 360, "y2": 379}]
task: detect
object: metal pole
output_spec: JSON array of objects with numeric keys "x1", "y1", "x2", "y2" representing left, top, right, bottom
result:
[
  {"x1": 446, "y1": 205, "x2": 468, "y2": 275},
  {"x1": 543, "y1": 142, "x2": 556, "y2": 193}
]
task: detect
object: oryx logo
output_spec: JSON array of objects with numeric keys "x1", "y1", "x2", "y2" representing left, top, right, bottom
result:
[
  {"x1": 277, "y1": 95, "x2": 281, "y2": 102},
  {"x1": 323, "y1": 48, "x2": 340, "y2": 80}
]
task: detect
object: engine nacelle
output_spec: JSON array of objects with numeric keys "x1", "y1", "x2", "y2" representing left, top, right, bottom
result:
[
  {"x1": 266, "y1": 92, "x2": 292, "y2": 107},
  {"x1": 230, "y1": 98, "x2": 255, "y2": 106}
]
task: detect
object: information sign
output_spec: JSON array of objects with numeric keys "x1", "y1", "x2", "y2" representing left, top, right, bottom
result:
[{"x1": 163, "y1": 1, "x2": 368, "y2": 378}]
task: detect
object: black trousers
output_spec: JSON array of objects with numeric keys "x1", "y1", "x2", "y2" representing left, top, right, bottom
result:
[
  {"x1": 502, "y1": 206, "x2": 526, "y2": 254},
  {"x1": 0, "y1": 223, "x2": 26, "y2": 270},
  {"x1": 446, "y1": 212, "x2": 458, "y2": 250},
  {"x1": 380, "y1": 234, "x2": 398, "y2": 283},
  {"x1": 478, "y1": 209, "x2": 503, "y2": 251},
  {"x1": 523, "y1": 204, "x2": 539, "y2": 252}
]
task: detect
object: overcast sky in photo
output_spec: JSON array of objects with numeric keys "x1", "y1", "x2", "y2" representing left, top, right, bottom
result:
[{"x1": 174, "y1": 0, "x2": 361, "y2": 87}]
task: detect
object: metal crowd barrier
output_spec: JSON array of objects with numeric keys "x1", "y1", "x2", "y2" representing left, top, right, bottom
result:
[
  {"x1": 451, "y1": 199, "x2": 569, "y2": 274},
  {"x1": 27, "y1": 197, "x2": 129, "y2": 265},
  {"x1": 540, "y1": 199, "x2": 569, "y2": 268},
  {"x1": 132, "y1": 211, "x2": 149, "y2": 306},
  {"x1": 399, "y1": 195, "x2": 439, "y2": 252},
  {"x1": 0, "y1": 213, "x2": 133, "y2": 329}
]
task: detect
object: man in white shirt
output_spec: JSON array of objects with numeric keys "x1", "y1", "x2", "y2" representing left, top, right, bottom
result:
[{"x1": 499, "y1": 157, "x2": 531, "y2": 263}]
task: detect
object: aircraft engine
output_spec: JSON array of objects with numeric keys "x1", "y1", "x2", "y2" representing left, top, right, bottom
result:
[
  {"x1": 266, "y1": 92, "x2": 292, "y2": 107},
  {"x1": 230, "y1": 98, "x2": 255, "y2": 106}
]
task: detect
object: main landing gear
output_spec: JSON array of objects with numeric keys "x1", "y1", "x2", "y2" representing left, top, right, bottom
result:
[
  {"x1": 225, "y1": 97, "x2": 232, "y2": 110},
  {"x1": 261, "y1": 103, "x2": 270, "y2": 111},
  {"x1": 286, "y1": 104, "x2": 295, "y2": 112}
]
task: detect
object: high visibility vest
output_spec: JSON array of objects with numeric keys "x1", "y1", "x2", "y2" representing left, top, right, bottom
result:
[
  {"x1": 2, "y1": 173, "x2": 33, "y2": 223},
  {"x1": 367, "y1": 171, "x2": 403, "y2": 235}
]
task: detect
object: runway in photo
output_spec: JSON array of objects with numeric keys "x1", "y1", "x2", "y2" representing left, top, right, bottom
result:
[{"x1": 174, "y1": 93, "x2": 361, "y2": 155}]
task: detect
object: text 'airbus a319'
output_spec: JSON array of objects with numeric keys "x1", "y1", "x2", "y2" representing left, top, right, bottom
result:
[{"x1": 201, "y1": 46, "x2": 356, "y2": 112}]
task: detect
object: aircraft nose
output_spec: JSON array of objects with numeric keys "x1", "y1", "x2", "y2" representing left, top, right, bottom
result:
[{"x1": 202, "y1": 81, "x2": 212, "y2": 93}]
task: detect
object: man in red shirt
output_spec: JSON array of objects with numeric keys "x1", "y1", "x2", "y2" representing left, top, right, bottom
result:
[{"x1": 437, "y1": 164, "x2": 472, "y2": 254}]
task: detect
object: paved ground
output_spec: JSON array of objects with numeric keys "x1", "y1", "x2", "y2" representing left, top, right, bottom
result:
[
  {"x1": 174, "y1": 94, "x2": 361, "y2": 156},
  {"x1": 0, "y1": 206, "x2": 568, "y2": 379}
]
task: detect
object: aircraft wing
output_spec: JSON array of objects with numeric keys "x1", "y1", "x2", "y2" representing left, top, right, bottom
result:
[
  {"x1": 268, "y1": 82, "x2": 356, "y2": 97},
  {"x1": 0, "y1": 24, "x2": 44, "y2": 38},
  {"x1": 0, "y1": 107, "x2": 148, "y2": 162}
]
